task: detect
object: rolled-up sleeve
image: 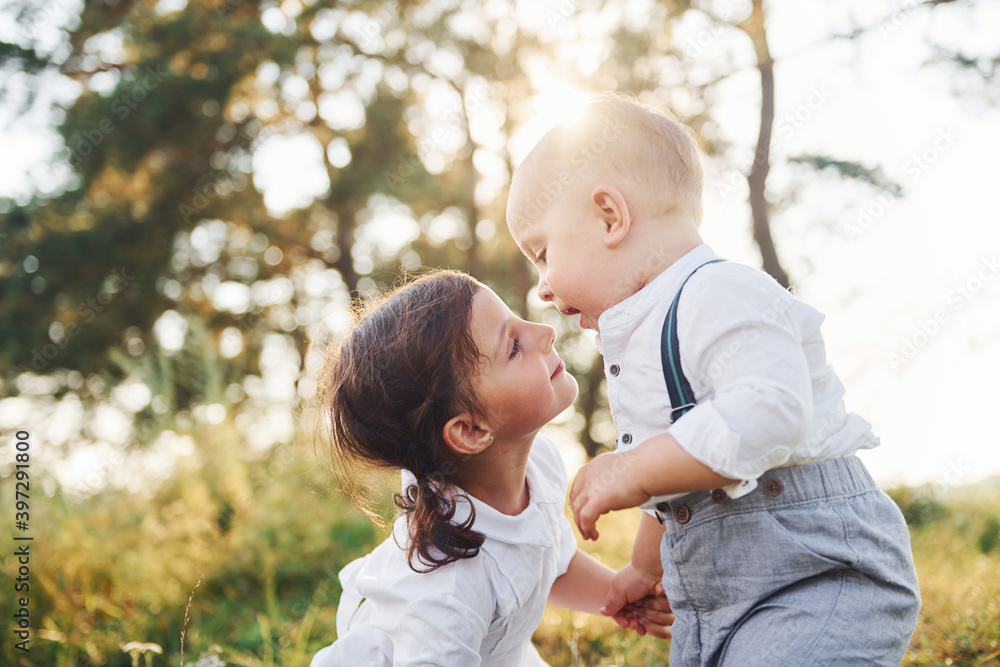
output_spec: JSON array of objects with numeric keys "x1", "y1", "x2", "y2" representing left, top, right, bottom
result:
[{"x1": 667, "y1": 269, "x2": 813, "y2": 486}]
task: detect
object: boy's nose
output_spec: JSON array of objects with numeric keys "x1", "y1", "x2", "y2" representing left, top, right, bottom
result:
[{"x1": 536, "y1": 274, "x2": 554, "y2": 303}]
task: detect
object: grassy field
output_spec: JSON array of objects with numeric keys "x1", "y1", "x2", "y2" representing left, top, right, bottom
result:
[{"x1": 1, "y1": 441, "x2": 998, "y2": 666}]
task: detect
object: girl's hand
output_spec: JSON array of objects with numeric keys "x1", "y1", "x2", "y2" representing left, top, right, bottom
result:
[
  {"x1": 626, "y1": 589, "x2": 674, "y2": 638},
  {"x1": 569, "y1": 451, "x2": 650, "y2": 540},
  {"x1": 602, "y1": 564, "x2": 674, "y2": 638}
]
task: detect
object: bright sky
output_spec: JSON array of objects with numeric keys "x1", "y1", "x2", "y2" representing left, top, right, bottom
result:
[
  {"x1": 699, "y1": 0, "x2": 1000, "y2": 490},
  {"x1": 1, "y1": 0, "x2": 998, "y2": 492}
]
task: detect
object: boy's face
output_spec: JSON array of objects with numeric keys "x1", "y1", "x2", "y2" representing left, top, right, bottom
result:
[{"x1": 508, "y1": 198, "x2": 622, "y2": 332}]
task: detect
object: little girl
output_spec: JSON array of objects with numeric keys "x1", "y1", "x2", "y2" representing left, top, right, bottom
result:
[{"x1": 310, "y1": 270, "x2": 673, "y2": 666}]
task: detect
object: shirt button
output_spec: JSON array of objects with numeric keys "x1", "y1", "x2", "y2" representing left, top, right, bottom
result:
[
  {"x1": 710, "y1": 488, "x2": 728, "y2": 504},
  {"x1": 673, "y1": 505, "x2": 691, "y2": 524},
  {"x1": 609, "y1": 364, "x2": 620, "y2": 376},
  {"x1": 620, "y1": 433, "x2": 632, "y2": 445},
  {"x1": 764, "y1": 479, "x2": 783, "y2": 497}
]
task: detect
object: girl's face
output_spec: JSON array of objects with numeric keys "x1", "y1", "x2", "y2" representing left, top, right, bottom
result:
[{"x1": 468, "y1": 288, "x2": 578, "y2": 440}]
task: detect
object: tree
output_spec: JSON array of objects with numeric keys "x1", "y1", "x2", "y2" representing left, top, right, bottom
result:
[{"x1": 3, "y1": 0, "x2": 958, "y2": 473}]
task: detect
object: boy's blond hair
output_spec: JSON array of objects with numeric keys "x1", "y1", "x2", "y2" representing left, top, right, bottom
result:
[{"x1": 512, "y1": 92, "x2": 704, "y2": 225}]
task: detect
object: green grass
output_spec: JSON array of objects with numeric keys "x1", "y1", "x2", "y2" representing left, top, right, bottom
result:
[{"x1": 1, "y1": 448, "x2": 998, "y2": 666}]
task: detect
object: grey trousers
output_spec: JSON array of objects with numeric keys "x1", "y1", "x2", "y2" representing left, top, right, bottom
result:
[{"x1": 657, "y1": 456, "x2": 921, "y2": 666}]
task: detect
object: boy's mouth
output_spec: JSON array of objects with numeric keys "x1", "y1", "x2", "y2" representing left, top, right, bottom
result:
[{"x1": 560, "y1": 306, "x2": 586, "y2": 329}]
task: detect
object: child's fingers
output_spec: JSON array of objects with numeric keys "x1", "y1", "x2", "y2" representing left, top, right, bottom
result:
[
  {"x1": 569, "y1": 486, "x2": 589, "y2": 538},
  {"x1": 639, "y1": 622, "x2": 673, "y2": 639},
  {"x1": 629, "y1": 607, "x2": 674, "y2": 640},
  {"x1": 631, "y1": 614, "x2": 650, "y2": 637},
  {"x1": 601, "y1": 587, "x2": 629, "y2": 618},
  {"x1": 616, "y1": 609, "x2": 639, "y2": 634},
  {"x1": 638, "y1": 609, "x2": 675, "y2": 627},
  {"x1": 577, "y1": 498, "x2": 602, "y2": 540},
  {"x1": 568, "y1": 468, "x2": 584, "y2": 506},
  {"x1": 639, "y1": 594, "x2": 672, "y2": 613}
]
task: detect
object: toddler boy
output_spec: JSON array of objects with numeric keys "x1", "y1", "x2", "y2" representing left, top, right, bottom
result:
[{"x1": 506, "y1": 93, "x2": 920, "y2": 665}]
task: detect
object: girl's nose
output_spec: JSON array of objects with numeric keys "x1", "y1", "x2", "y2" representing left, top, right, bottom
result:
[{"x1": 535, "y1": 322, "x2": 556, "y2": 353}]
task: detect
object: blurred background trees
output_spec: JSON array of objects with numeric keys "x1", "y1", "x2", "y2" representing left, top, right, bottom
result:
[
  {"x1": 1, "y1": 0, "x2": 998, "y2": 663},
  {"x1": 3, "y1": 0, "x2": 991, "y2": 474}
]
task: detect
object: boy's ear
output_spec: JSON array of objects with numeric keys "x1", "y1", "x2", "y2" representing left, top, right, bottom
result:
[
  {"x1": 442, "y1": 414, "x2": 493, "y2": 456},
  {"x1": 591, "y1": 185, "x2": 631, "y2": 248}
]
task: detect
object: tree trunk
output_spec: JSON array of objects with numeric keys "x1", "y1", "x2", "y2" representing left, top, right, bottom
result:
[
  {"x1": 336, "y1": 203, "x2": 359, "y2": 292},
  {"x1": 742, "y1": 0, "x2": 791, "y2": 288},
  {"x1": 578, "y1": 354, "x2": 609, "y2": 458},
  {"x1": 502, "y1": 97, "x2": 531, "y2": 317},
  {"x1": 462, "y1": 126, "x2": 480, "y2": 279}
]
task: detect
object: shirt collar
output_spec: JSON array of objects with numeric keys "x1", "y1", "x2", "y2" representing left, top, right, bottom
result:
[
  {"x1": 457, "y1": 451, "x2": 559, "y2": 549},
  {"x1": 597, "y1": 243, "x2": 718, "y2": 333},
  {"x1": 400, "y1": 448, "x2": 560, "y2": 550}
]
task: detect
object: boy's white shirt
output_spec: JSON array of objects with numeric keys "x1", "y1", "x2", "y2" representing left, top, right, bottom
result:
[
  {"x1": 596, "y1": 243, "x2": 879, "y2": 509},
  {"x1": 310, "y1": 434, "x2": 577, "y2": 667}
]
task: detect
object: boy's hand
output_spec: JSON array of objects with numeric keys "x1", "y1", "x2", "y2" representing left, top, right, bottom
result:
[
  {"x1": 569, "y1": 451, "x2": 650, "y2": 540},
  {"x1": 603, "y1": 564, "x2": 673, "y2": 638}
]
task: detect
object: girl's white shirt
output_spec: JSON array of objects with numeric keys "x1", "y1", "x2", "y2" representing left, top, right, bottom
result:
[{"x1": 310, "y1": 435, "x2": 578, "y2": 667}]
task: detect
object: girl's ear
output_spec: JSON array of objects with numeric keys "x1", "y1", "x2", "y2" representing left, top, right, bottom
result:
[
  {"x1": 591, "y1": 184, "x2": 632, "y2": 248},
  {"x1": 442, "y1": 414, "x2": 493, "y2": 456}
]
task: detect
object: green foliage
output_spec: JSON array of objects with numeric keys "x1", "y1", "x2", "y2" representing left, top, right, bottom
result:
[
  {"x1": 977, "y1": 516, "x2": 999, "y2": 555},
  {"x1": 887, "y1": 485, "x2": 950, "y2": 528},
  {"x1": 0, "y1": 440, "x2": 385, "y2": 667},
  {"x1": 789, "y1": 155, "x2": 903, "y2": 196},
  {"x1": 4, "y1": 468, "x2": 1000, "y2": 666}
]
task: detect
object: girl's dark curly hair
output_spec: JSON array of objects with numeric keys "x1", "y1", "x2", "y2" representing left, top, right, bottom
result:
[{"x1": 317, "y1": 270, "x2": 488, "y2": 572}]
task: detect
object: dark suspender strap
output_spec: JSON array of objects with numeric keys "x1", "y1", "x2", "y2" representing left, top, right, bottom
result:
[{"x1": 660, "y1": 259, "x2": 726, "y2": 424}]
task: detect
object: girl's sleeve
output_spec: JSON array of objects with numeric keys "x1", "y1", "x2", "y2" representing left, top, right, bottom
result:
[
  {"x1": 532, "y1": 435, "x2": 580, "y2": 577},
  {"x1": 315, "y1": 562, "x2": 494, "y2": 667},
  {"x1": 310, "y1": 627, "x2": 392, "y2": 667}
]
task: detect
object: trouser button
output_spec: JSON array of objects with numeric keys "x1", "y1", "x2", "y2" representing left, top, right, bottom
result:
[
  {"x1": 710, "y1": 488, "x2": 727, "y2": 504},
  {"x1": 764, "y1": 479, "x2": 783, "y2": 497},
  {"x1": 673, "y1": 505, "x2": 691, "y2": 524}
]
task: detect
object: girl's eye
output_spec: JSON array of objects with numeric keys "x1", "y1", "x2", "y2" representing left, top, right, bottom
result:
[{"x1": 509, "y1": 336, "x2": 520, "y2": 359}]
